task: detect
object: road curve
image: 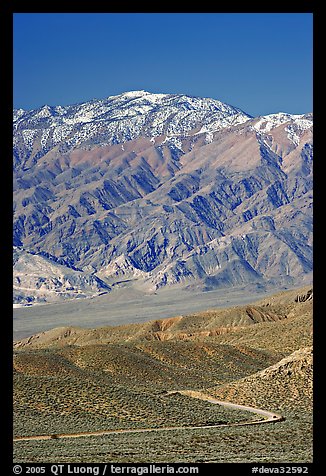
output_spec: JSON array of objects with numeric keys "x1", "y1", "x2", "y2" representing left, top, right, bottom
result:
[
  {"x1": 13, "y1": 390, "x2": 284, "y2": 442},
  {"x1": 165, "y1": 390, "x2": 284, "y2": 426}
]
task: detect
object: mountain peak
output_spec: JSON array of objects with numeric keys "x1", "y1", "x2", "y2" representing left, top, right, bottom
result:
[{"x1": 118, "y1": 90, "x2": 149, "y2": 98}]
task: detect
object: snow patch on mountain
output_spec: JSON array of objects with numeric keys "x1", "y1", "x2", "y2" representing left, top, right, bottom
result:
[{"x1": 253, "y1": 113, "x2": 312, "y2": 133}]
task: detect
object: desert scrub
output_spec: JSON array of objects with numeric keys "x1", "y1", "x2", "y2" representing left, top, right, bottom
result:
[
  {"x1": 13, "y1": 410, "x2": 312, "y2": 463},
  {"x1": 14, "y1": 376, "x2": 258, "y2": 437},
  {"x1": 14, "y1": 343, "x2": 267, "y2": 438}
]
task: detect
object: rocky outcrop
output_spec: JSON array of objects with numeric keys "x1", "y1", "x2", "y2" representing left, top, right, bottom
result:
[{"x1": 295, "y1": 289, "x2": 313, "y2": 303}]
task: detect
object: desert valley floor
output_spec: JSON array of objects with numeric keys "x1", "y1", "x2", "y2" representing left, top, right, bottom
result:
[{"x1": 13, "y1": 283, "x2": 293, "y2": 341}]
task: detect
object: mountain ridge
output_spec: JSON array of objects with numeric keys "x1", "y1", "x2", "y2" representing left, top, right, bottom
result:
[{"x1": 13, "y1": 91, "x2": 313, "y2": 305}]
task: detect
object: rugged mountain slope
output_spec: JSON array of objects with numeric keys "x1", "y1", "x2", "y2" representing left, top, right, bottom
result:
[
  {"x1": 13, "y1": 91, "x2": 313, "y2": 303},
  {"x1": 13, "y1": 247, "x2": 110, "y2": 305}
]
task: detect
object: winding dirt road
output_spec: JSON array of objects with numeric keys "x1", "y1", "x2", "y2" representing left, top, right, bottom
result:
[{"x1": 13, "y1": 390, "x2": 284, "y2": 442}]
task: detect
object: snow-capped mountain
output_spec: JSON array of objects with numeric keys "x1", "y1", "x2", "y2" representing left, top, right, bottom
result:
[
  {"x1": 13, "y1": 91, "x2": 313, "y2": 304},
  {"x1": 13, "y1": 90, "x2": 251, "y2": 170}
]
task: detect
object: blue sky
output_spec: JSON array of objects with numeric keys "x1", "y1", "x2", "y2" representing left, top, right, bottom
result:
[{"x1": 13, "y1": 13, "x2": 313, "y2": 116}]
